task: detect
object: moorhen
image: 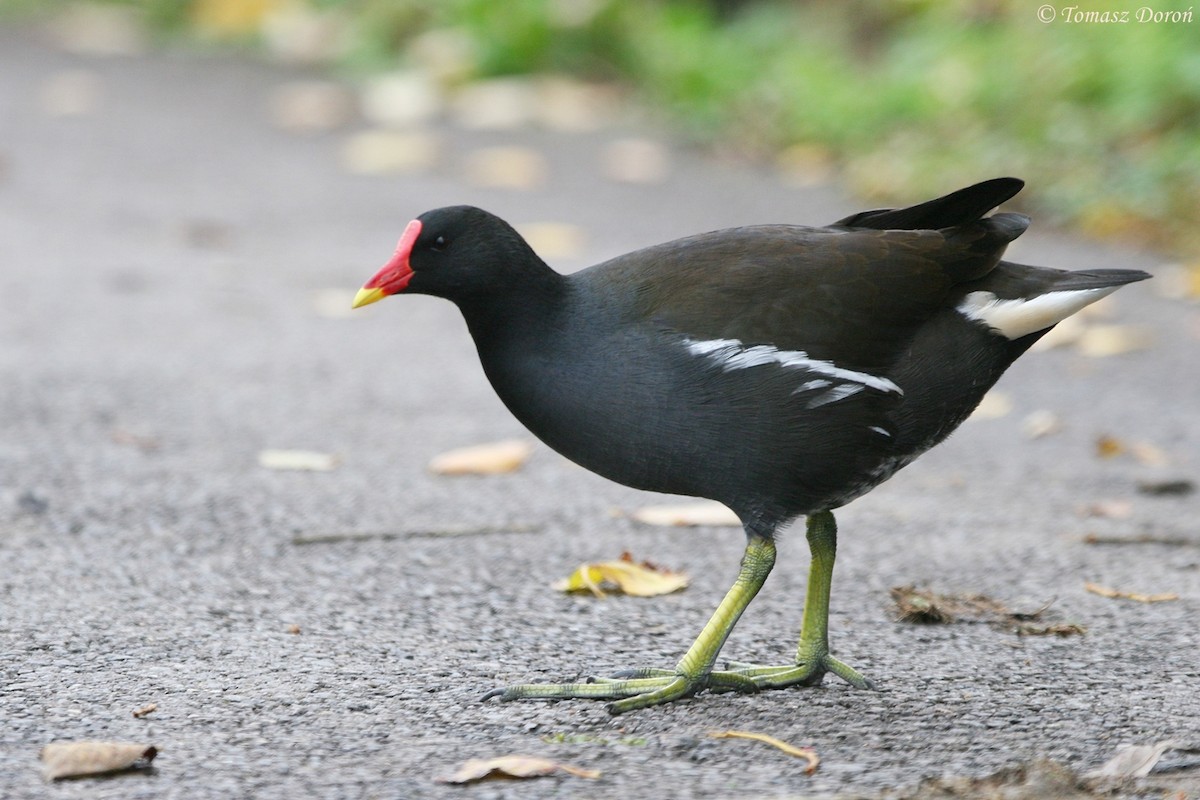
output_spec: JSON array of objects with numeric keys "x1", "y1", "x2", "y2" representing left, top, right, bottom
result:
[{"x1": 353, "y1": 178, "x2": 1148, "y2": 713}]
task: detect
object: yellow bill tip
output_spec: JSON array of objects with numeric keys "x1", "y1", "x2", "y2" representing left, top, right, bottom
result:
[{"x1": 352, "y1": 286, "x2": 386, "y2": 309}]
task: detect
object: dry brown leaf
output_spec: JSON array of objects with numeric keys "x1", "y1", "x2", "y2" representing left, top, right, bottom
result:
[
  {"x1": 554, "y1": 555, "x2": 689, "y2": 598},
  {"x1": 258, "y1": 449, "x2": 339, "y2": 471},
  {"x1": 462, "y1": 146, "x2": 548, "y2": 190},
  {"x1": 1076, "y1": 324, "x2": 1153, "y2": 358},
  {"x1": 1085, "y1": 740, "x2": 1196, "y2": 783},
  {"x1": 428, "y1": 439, "x2": 533, "y2": 475},
  {"x1": 437, "y1": 755, "x2": 599, "y2": 784},
  {"x1": 709, "y1": 731, "x2": 819, "y2": 774},
  {"x1": 1078, "y1": 499, "x2": 1133, "y2": 519},
  {"x1": 629, "y1": 501, "x2": 741, "y2": 527},
  {"x1": 1130, "y1": 441, "x2": 1170, "y2": 466},
  {"x1": 890, "y1": 586, "x2": 1082, "y2": 635},
  {"x1": 131, "y1": 703, "x2": 157, "y2": 719},
  {"x1": 1095, "y1": 434, "x2": 1125, "y2": 459},
  {"x1": 41, "y1": 741, "x2": 157, "y2": 780},
  {"x1": 1084, "y1": 582, "x2": 1179, "y2": 604}
]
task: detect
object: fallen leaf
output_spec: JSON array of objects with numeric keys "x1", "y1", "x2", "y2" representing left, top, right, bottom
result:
[
  {"x1": 969, "y1": 390, "x2": 1012, "y2": 420},
  {"x1": 341, "y1": 130, "x2": 439, "y2": 175},
  {"x1": 1076, "y1": 324, "x2": 1153, "y2": 358},
  {"x1": 1084, "y1": 582, "x2": 1179, "y2": 603},
  {"x1": 258, "y1": 449, "x2": 339, "y2": 471},
  {"x1": 437, "y1": 755, "x2": 599, "y2": 784},
  {"x1": 461, "y1": 146, "x2": 548, "y2": 190},
  {"x1": 1095, "y1": 434, "x2": 1125, "y2": 459},
  {"x1": 601, "y1": 137, "x2": 670, "y2": 185},
  {"x1": 1085, "y1": 740, "x2": 1198, "y2": 784},
  {"x1": 629, "y1": 501, "x2": 741, "y2": 527},
  {"x1": 131, "y1": 703, "x2": 157, "y2": 719},
  {"x1": 709, "y1": 731, "x2": 819, "y2": 774},
  {"x1": 554, "y1": 555, "x2": 689, "y2": 598},
  {"x1": 1130, "y1": 441, "x2": 1170, "y2": 466},
  {"x1": 41, "y1": 741, "x2": 157, "y2": 780},
  {"x1": 285, "y1": 623, "x2": 302, "y2": 634},
  {"x1": 428, "y1": 439, "x2": 533, "y2": 475},
  {"x1": 890, "y1": 586, "x2": 1082, "y2": 635},
  {"x1": 904, "y1": 759, "x2": 1093, "y2": 799},
  {"x1": 1078, "y1": 499, "x2": 1133, "y2": 519}
]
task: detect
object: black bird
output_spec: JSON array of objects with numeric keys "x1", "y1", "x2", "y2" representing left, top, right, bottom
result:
[{"x1": 353, "y1": 178, "x2": 1148, "y2": 713}]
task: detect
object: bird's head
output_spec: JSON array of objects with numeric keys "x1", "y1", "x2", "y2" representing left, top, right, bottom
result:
[{"x1": 353, "y1": 205, "x2": 542, "y2": 308}]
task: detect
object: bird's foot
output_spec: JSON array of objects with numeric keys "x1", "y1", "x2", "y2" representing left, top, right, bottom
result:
[
  {"x1": 482, "y1": 666, "x2": 761, "y2": 714},
  {"x1": 723, "y1": 649, "x2": 876, "y2": 690}
]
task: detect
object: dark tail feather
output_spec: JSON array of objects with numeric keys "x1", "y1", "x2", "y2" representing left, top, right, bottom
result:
[{"x1": 834, "y1": 177, "x2": 1025, "y2": 231}]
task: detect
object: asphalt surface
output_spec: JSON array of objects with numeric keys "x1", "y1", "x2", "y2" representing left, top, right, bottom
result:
[{"x1": 2, "y1": 25, "x2": 1198, "y2": 800}]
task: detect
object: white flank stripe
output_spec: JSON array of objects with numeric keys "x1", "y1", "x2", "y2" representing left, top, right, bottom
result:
[
  {"x1": 956, "y1": 287, "x2": 1120, "y2": 340},
  {"x1": 683, "y1": 337, "x2": 902, "y2": 396},
  {"x1": 807, "y1": 383, "x2": 865, "y2": 408}
]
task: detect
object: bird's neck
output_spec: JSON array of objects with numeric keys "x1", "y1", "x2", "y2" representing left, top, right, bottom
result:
[{"x1": 456, "y1": 264, "x2": 570, "y2": 355}]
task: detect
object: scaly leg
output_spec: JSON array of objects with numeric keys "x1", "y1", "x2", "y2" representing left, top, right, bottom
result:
[
  {"x1": 485, "y1": 533, "x2": 777, "y2": 714},
  {"x1": 727, "y1": 510, "x2": 875, "y2": 690}
]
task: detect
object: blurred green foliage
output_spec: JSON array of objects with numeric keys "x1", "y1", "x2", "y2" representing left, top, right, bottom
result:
[{"x1": 12, "y1": 0, "x2": 1198, "y2": 251}]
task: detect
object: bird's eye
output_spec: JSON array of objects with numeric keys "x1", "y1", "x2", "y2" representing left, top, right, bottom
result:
[{"x1": 431, "y1": 235, "x2": 447, "y2": 251}]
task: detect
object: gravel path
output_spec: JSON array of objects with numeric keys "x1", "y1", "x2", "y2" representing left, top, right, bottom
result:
[{"x1": 1, "y1": 24, "x2": 1197, "y2": 799}]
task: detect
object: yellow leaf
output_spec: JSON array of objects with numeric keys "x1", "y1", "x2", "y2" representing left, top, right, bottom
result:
[
  {"x1": 1084, "y1": 582, "x2": 1179, "y2": 604},
  {"x1": 437, "y1": 755, "x2": 600, "y2": 784},
  {"x1": 41, "y1": 741, "x2": 157, "y2": 780},
  {"x1": 709, "y1": 731, "x2": 820, "y2": 774},
  {"x1": 554, "y1": 556, "x2": 689, "y2": 598},
  {"x1": 428, "y1": 439, "x2": 533, "y2": 475}
]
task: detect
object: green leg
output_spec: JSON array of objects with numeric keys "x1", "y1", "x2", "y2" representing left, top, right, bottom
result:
[
  {"x1": 484, "y1": 534, "x2": 777, "y2": 714},
  {"x1": 728, "y1": 510, "x2": 875, "y2": 690}
]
